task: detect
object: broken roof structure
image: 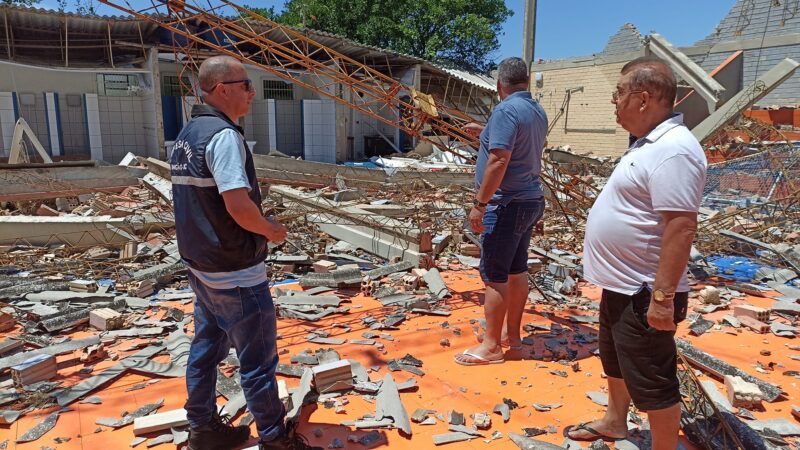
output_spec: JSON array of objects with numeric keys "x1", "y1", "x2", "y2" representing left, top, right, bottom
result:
[
  {"x1": 0, "y1": 0, "x2": 799, "y2": 449},
  {"x1": 534, "y1": 0, "x2": 800, "y2": 156}
]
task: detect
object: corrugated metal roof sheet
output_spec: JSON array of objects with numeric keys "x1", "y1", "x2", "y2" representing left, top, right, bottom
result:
[
  {"x1": 440, "y1": 67, "x2": 496, "y2": 92},
  {"x1": 1, "y1": 4, "x2": 158, "y2": 36}
]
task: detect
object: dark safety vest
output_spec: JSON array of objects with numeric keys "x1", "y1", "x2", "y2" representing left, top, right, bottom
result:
[{"x1": 169, "y1": 104, "x2": 267, "y2": 272}]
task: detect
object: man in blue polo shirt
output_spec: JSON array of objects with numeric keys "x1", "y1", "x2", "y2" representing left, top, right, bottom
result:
[{"x1": 455, "y1": 57, "x2": 547, "y2": 366}]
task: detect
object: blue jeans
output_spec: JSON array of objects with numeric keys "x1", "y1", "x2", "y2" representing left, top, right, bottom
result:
[
  {"x1": 185, "y1": 272, "x2": 285, "y2": 441},
  {"x1": 480, "y1": 198, "x2": 545, "y2": 283}
]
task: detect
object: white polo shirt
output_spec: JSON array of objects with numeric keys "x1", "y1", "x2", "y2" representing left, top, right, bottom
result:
[{"x1": 583, "y1": 113, "x2": 707, "y2": 295}]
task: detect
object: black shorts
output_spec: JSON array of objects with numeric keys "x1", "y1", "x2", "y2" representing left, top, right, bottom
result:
[{"x1": 598, "y1": 285, "x2": 688, "y2": 411}]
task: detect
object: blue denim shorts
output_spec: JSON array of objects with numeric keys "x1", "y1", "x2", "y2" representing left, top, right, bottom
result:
[{"x1": 479, "y1": 198, "x2": 545, "y2": 283}]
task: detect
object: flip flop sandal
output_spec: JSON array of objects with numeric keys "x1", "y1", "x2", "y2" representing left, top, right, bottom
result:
[
  {"x1": 453, "y1": 350, "x2": 504, "y2": 366},
  {"x1": 563, "y1": 422, "x2": 625, "y2": 442}
]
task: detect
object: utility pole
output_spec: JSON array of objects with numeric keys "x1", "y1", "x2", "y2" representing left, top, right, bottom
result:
[{"x1": 522, "y1": 0, "x2": 537, "y2": 70}]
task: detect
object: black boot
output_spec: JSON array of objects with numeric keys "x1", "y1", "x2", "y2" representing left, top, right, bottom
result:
[
  {"x1": 187, "y1": 413, "x2": 251, "y2": 450},
  {"x1": 258, "y1": 428, "x2": 323, "y2": 450}
]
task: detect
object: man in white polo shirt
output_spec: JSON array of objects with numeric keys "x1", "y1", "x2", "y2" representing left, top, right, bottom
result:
[{"x1": 566, "y1": 57, "x2": 706, "y2": 449}]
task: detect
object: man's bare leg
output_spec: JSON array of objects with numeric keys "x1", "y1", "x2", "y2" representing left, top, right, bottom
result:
[
  {"x1": 504, "y1": 272, "x2": 529, "y2": 347},
  {"x1": 648, "y1": 403, "x2": 680, "y2": 450},
  {"x1": 567, "y1": 376, "x2": 630, "y2": 439},
  {"x1": 455, "y1": 281, "x2": 507, "y2": 363}
]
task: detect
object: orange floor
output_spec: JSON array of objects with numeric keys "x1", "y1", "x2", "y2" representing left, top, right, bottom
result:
[{"x1": 1, "y1": 270, "x2": 799, "y2": 449}]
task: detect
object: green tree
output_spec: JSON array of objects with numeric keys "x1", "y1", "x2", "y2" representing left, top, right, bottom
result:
[
  {"x1": 242, "y1": 5, "x2": 278, "y2": 21},
  {"x1": 262, "y1": 0, "x2": 511, "y2": 73}
]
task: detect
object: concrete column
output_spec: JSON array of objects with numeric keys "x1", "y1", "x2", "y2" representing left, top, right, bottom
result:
[
  {"x1": 84, "y1": 93, "x2": 103, "y2": 161},
  {"x1": 267, "y1": 99, "x2": 277, "y2": 152},
  {"x1": 148, "y1": 48, "x2": 165, "y2": 160},
  {"x1": 335, "y1": 86, "x2": 350, "y2": 162},
  {"x1": 44, "y1": 92, "x2": 61, "y2": 157},
  {"x1": 523, "y1": 0, "x2": 537, "y2": 68}
]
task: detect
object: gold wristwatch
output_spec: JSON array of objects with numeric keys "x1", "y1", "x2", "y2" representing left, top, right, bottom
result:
[{"x1": 652, "y1": 289, "x2": 675, "y2": 302}]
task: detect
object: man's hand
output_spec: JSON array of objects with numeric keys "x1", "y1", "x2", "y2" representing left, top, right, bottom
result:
[
  {"x1": 265, "y1": 216, "x2": 287, "y2": 243},
  {"x1": 647, "y1": 298, "x2": 676, "y2": 331},
  {"x1": 469, "y1": 206, "x2": 485, "y2": 233},
  {"x1": 464, "y1": 122, "x2": 484, "y2": 138},
  {"x1": 222, "y1": 188, "x2": 288, "y2": 242}
]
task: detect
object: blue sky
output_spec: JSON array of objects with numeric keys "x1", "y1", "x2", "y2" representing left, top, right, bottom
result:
[
  {"x1": 40, "y1": 0, "x2": 737, "y2": 62},
  {"x1": 497, "y1": 0, "x2": 737, "y2": 61}
]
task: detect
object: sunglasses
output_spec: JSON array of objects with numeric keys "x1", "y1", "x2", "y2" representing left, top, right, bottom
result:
[
  {"x1": 213, "y1": 79, "x2": 253, "y2": 92},
  {"x1": 611, "y1": 89, "x2": 644, "y2": 101}
]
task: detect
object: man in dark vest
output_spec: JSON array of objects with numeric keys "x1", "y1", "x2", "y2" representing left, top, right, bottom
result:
[{"x1": 171, "y1": 55, "x2": 321, "y2": 450}]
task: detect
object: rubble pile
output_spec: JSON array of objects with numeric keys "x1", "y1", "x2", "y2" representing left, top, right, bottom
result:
[{"x1": 0, "y1": 149, "x2": 799, "y2": 449}]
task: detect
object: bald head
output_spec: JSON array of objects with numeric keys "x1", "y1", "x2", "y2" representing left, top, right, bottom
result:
[
  {"x1": 199, "y1": 55, "x2": 244, "y2": 94},
  {"x1": 620, "y1": 56, "x2": 676, "y2": 107}
]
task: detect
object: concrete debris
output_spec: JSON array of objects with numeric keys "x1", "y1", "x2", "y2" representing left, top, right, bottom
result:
[
  {"x1": 508, "y1": 432, "x2": 565, "y2": 449},
  {"x1": 132, "y1": 409, "x2": 188, "y2": 436},
  {"x1": 16, "y1": 412, "x2": 58, "y2": 443},
  {"x1": 493, "y1": 403, "x2": 510, "y2": 422},
  {"x1": 472, "y1": 411, "x2": 491, "y2": 430},
  {"x1": 586, "y1": 391, "x2": 609, "y2": 407},
  {"x1": 676, "y1": 340, "x2": 783, "y2": 402},
  {"x1": 0, "y1": 410, "x2": 22, "y2": 425},
  {"x1": 10, "y1": 354, "x2": 57, "y2": 387},
  {"x1": 312, "y1": 360, "x2": 353, "y2": 393},
  {"x1": 0, "y1": 88, "x2": 798, "y2": 450},
  {"x1": 725, "y1": 375, "x2": 764, "y2": 409},
  {"x1": 375, "y1": 374, "x2": 412, "y2": 435},
  {"x1": 448, "y1": 411, "x2": 465, "y2": 426},
  {"x1": 0, "y1": 336, "x2": 100, "y2": 370},
  {"x1": 97, "y1": 399, "x2": 164, "y2": 429},
  {"x1": 432, "y1": 432, "x2": 476, "y2": 445},
  {"x1": 747, "y1": 419, "x2": 800, "y2": 436},
  {"x1": 699, "y1": 286, "x2": 721, "y2": 304},
  {"x1": 700, "y1": 380, "x2": 735, "y2": 412}
]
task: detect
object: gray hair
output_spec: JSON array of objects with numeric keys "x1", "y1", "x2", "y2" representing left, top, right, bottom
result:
[
  {"x1": 620, "y1": 56, "x2": 677, "y2": 106},
  {"x1": 497, "y1": 57, "x2": 530, "y2": 88},
  {"x1": 199, "y1": 55, "x2": 242, "y2": 93}
]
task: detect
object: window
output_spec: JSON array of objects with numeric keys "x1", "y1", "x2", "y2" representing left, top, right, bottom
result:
[
  {"x1": 263, "y1": 79, "x2": 293, "y2": 100},
  {"x1": 97, "y1": 74, "x2": 140, "y2": 96},
  {"x1": 162, "y1": 75, "x2": 192, "y2": 97}
]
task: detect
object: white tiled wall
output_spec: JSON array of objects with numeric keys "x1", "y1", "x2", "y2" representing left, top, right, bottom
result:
[
  {"x1": 16, "y1": 92, "x2": 50, "y2": 154},
  {"x1": 0, "y1": 92, "x2": 15, "y2": 155},
  {"x1": 84, "y1": 93, "x2": 103, "y2": 161},
  {"x1": 302, "y1": 99, "x2": 336, "y2": 163},
  {"x1": 58, "y1": 93, "x2": 87, "y2": 157},
  {"x1": 245, "y1": 99, "x2": 278, "y2": 155},
  {"x1": 353, "y1": 108, "x2": 398, "y2": 158},
  {"x1": 276, "y1": 100, "x2": 302, "y2": 156},
  {"x1": 97, "y1": 96, "x2": 148, "y2": 163}
]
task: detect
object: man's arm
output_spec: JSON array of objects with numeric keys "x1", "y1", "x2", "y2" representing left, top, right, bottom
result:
[
  {"x1": 221, "y1": 188, "x2": 287, "y2": 243},
  {"x1": 469, "y1": 149, "x2": 511, "y2": 233},
  {"x1": 647, "y1": 211, "x2": 697, "y2": 331}
]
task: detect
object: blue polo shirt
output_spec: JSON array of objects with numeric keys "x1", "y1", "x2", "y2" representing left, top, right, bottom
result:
[{"x1": 475, "y1": 90, "x2": 547, "y2": 205}]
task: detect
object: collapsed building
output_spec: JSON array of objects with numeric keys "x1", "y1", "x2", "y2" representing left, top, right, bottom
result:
[
  {"x1": 0, "y1": 4, "x2": 495, "y2": 164},
  {"x1": 0, "y1": 0, "x2": 799, "y2": 449}
]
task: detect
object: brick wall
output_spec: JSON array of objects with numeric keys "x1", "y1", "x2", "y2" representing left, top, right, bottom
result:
[{"x1": 533, "y1": 62, "x2": 630, "y2": 157}]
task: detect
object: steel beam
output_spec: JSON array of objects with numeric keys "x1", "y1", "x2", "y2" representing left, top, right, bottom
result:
[
  {"x1": 692, "y1": 58, "x2": 800, "y2": 143},
  {"x1": 646, "y1": 33, "x2": 725, "y2": 113}
]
